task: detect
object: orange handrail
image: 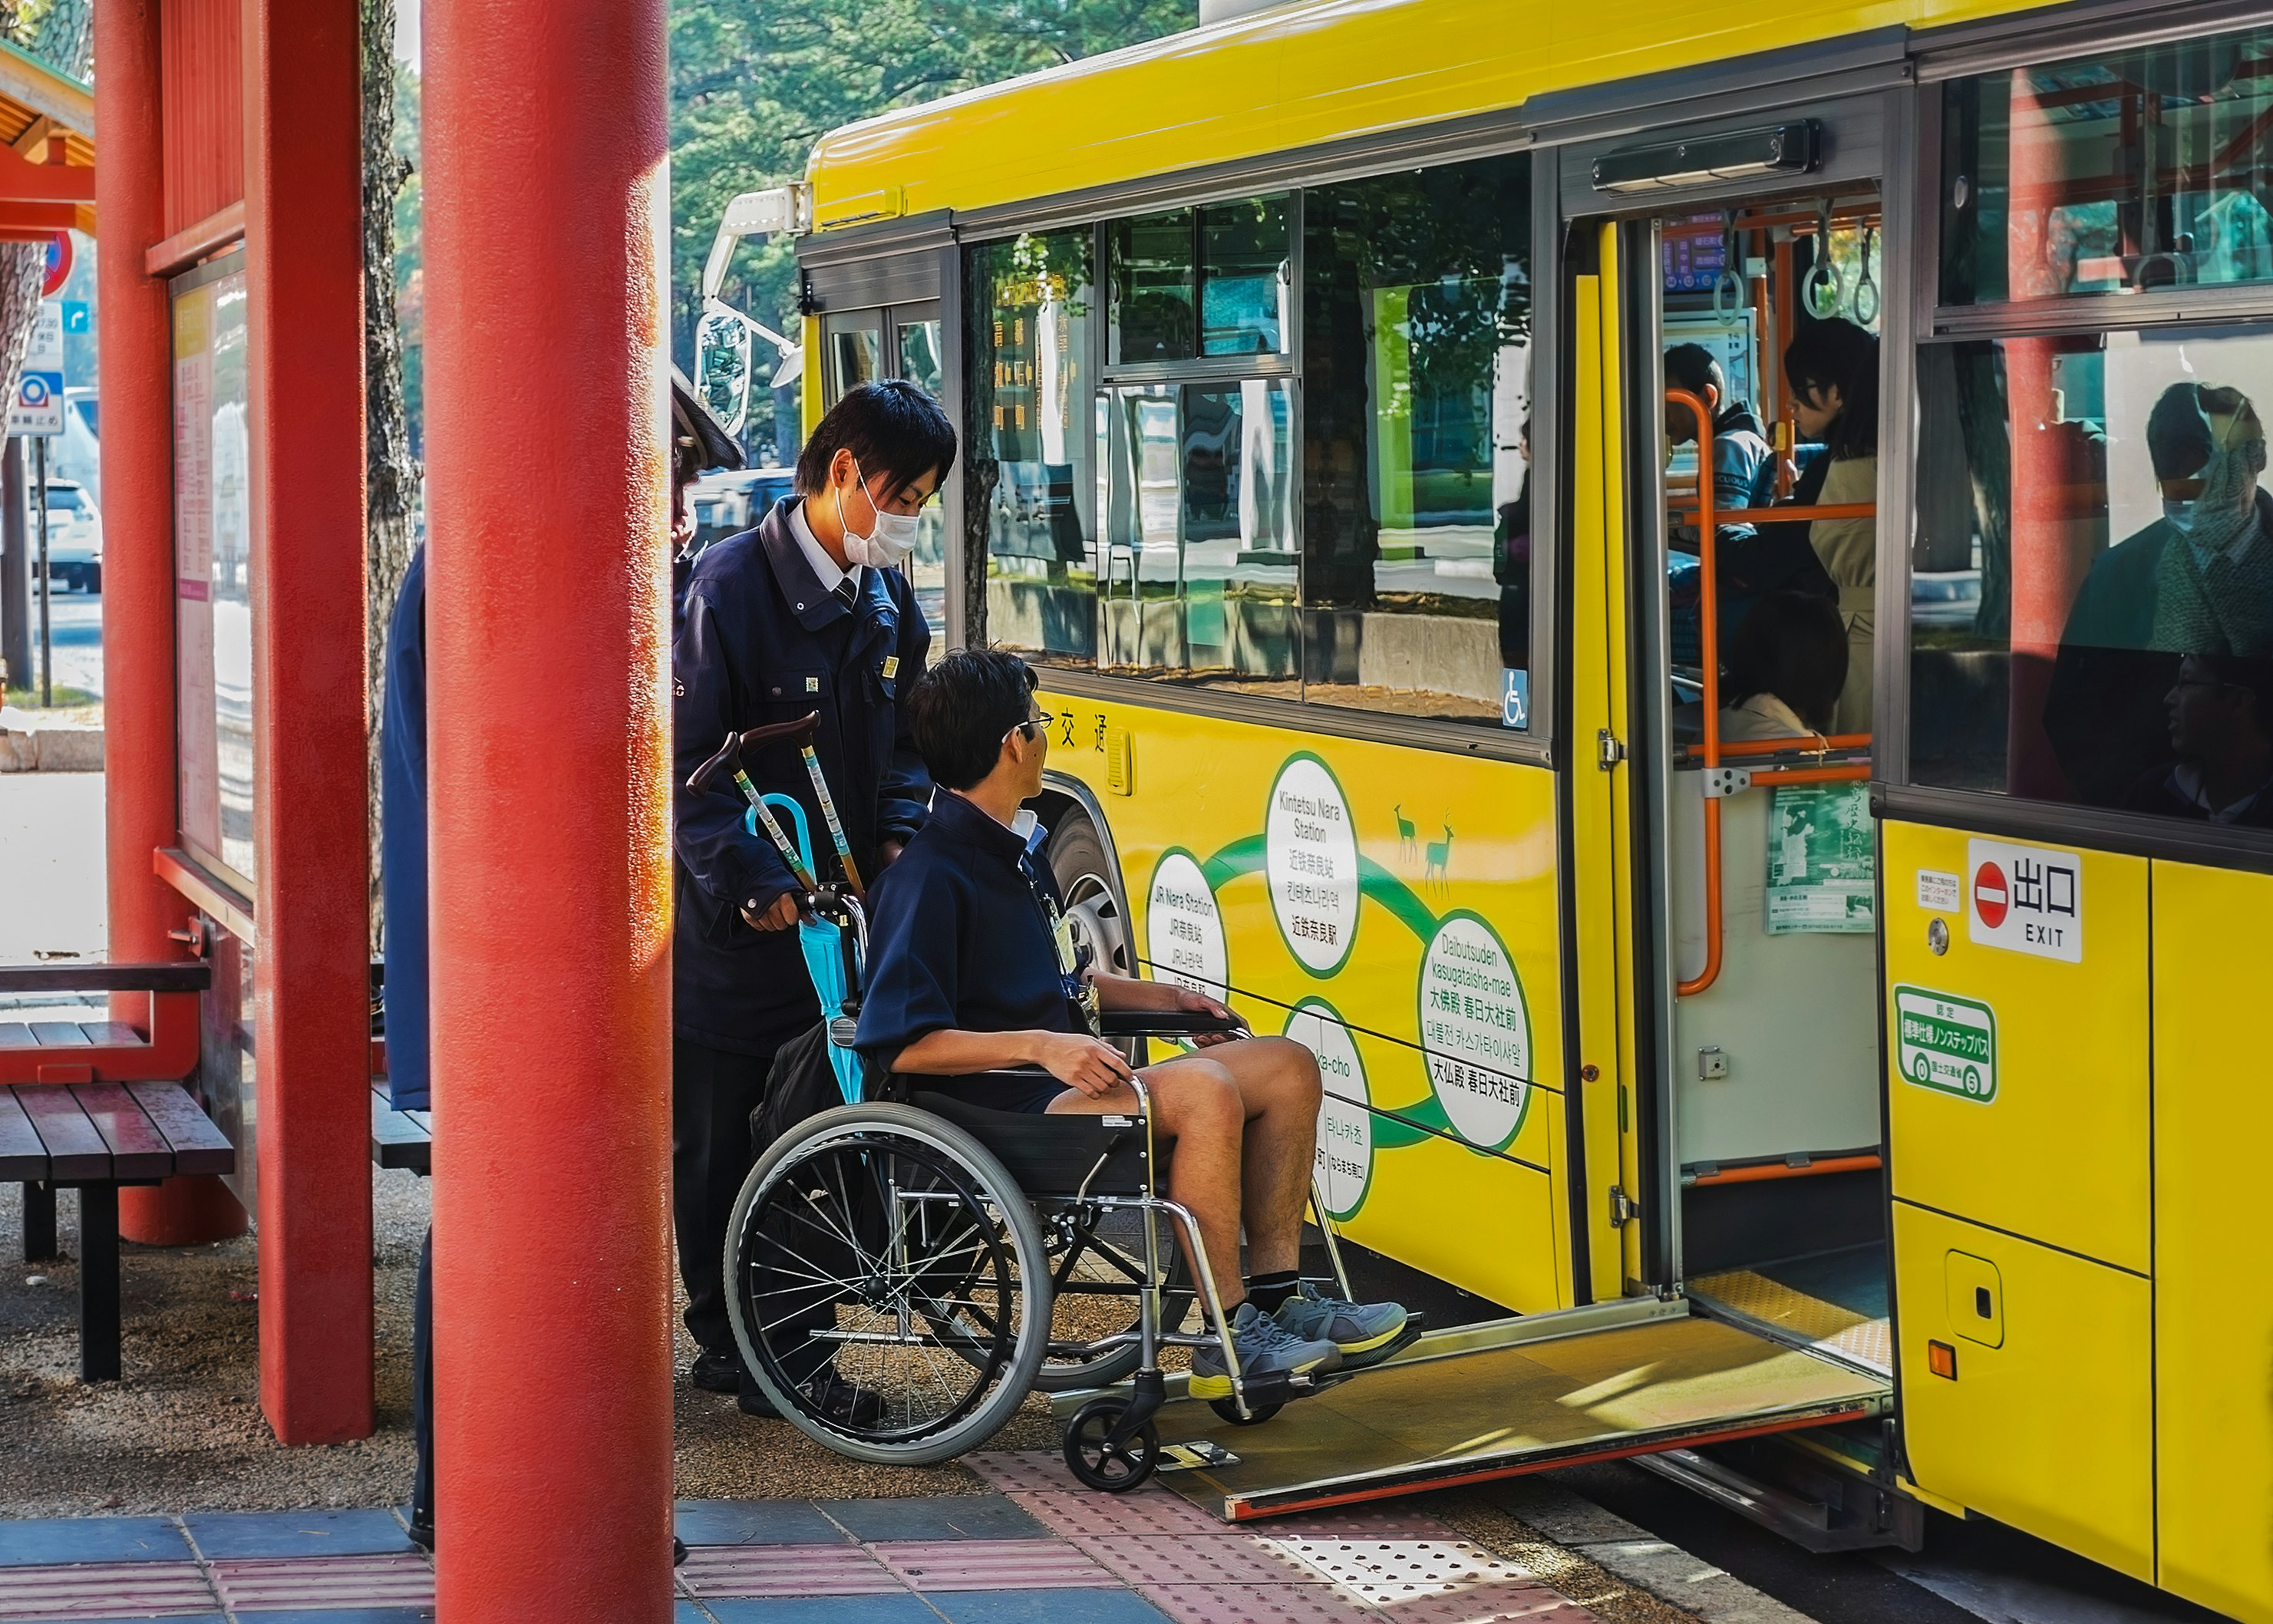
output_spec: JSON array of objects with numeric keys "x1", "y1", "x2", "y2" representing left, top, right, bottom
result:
[
  {"x1": 1668, "y1": 501, "x2": 1877, "y2": 524},
  {"x1": 1749, "y1": 761, "x2": 1871, "y2": 786},
  {"x1": 1687, "y1": 1153, "x2": 1882, "y2": 1187},
  {"x1": 1668, "y1": 388, "x2": 1723, "y2": 998},
  {"x1": 1707, "y1": 732, "x2": 1870, "y2": 759}
]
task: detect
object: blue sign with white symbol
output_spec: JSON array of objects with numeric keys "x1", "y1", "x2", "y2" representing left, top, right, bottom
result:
[
  {"x1": 1500, "y1": 668, "x2": 1530, "y2": 731},
  {"x1": 60, "y1": 300, "x2": 87, "y2": 334}
]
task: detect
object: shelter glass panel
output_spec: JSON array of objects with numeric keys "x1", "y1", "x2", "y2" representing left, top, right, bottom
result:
[
  {"x1": 1941, "y1": 25, "x2": 2273, "y2": 305},
  {"x1": 1301, "y1": 154, "x2": 1533, "y2": 728},
  {"x1": 1096, "y1": 378, "x2": 1297, "y2": 690},
  {"x1": 172, "y1": 256, "x2": 254, "y2": 889},
  {"x1": 968, "y1": 230, "x2": 1098, "y2": 667},
  {"x1": 1909, "y1": 325, "x2": 2273, "y2": 828}
]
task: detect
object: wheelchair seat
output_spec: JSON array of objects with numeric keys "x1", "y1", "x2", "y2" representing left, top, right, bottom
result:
[{"x1": 909, "y1": 1086, "x2": 1171, "y2": 1196}]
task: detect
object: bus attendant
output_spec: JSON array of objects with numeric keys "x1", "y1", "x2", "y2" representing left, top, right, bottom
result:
[
  {"x1": 1783, "y1": 319, "x2": 1879, "y2": 736},
  {"x1": 671, "y1": 379, "x2": 953, "y2": 1419}
]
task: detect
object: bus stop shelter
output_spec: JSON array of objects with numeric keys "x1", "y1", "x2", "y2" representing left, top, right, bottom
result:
[{"x1": 89, "y1": 0, "x2": 675, "y2": 1614}]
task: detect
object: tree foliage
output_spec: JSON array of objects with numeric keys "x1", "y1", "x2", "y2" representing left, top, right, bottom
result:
[{"x1": 668, "y1": 0, "x2": 1193, "y2": 444}]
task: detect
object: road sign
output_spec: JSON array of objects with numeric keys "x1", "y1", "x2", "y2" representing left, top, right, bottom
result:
[
  {"x1": 8, "y1": 299, "x2": 64, "y2": 436},
  {"x1": 41, "y1": 232, "x2": 70, "y2": 298}
]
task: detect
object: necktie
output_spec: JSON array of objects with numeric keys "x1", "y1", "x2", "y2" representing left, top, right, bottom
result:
[{"x1": 833, "y1": 576, "x2": 857, "y2": 611}]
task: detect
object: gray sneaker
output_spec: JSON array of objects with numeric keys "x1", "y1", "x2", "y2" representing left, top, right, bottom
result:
[
  {"x1": 1188, "y1": 1300, "x2": 1341, "y2": 1399},
  {"x1": 1272, "y1": 1282, "x2": 1409, "y2": 1361}
]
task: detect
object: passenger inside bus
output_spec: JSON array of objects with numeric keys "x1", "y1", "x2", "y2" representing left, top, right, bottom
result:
[
  {"x1": 2122, "y1": 652, "x2": 2273, "y2": 826},
  {"x1": 1782, "y1": 319, "x2": 1879, "y2": 736},
  {"x1": 1672, "y1": 590, "x2": 1849, "y2": 744},
  {"x1": 2044, "y1": 381, "x2": 2273, "y2": 804}
]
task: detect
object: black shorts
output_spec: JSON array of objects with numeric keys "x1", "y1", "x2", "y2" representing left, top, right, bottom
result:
[{"x1": 949, "y1": 1071, "x2": 1074, "y2": 1115}]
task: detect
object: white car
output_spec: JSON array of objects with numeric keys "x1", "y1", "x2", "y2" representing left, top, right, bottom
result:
[{"x1": 39, "y1": 478, "x2": 101, "y2": 593}]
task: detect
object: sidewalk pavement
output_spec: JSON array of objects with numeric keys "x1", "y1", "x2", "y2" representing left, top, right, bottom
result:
[{"x1": 0, "y1": 1453, "x2": 1640, "y2": 1624}]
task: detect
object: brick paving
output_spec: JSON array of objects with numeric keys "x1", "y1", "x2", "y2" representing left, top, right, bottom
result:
[{"x1": 0, "y1": 1451, "x2": 1607, "y2": 1623}]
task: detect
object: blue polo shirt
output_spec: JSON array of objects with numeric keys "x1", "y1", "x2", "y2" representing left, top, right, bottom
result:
[{"x1": 854, "y1": 792, "x2": 1076, "y2": 1069}]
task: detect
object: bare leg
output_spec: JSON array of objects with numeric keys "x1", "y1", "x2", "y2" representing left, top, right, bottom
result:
[
  {"x1": 1202, "y1": 1037, "x2": 1321, "y2": 1276},
  {"x1": 1047, "y1": 1053, "x2": 1246, "y2": 1309}
]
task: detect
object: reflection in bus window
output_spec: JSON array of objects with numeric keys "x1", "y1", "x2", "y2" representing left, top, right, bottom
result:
[
  {"x1": 1941, "y1": 25, "x2": 2273, "y2": 305},
  {"x1": 1109, "y1": 197, "x2": 1291, "y2": 365},
  {"x1": 1096, "y1": 380, "x2": 1296, "y2": 688},
  {"x1": 1200, "y1": 196, "x2": 1288, "y2": 356},
  {"x1": 895, "y1": 315, "x2": 947, "y2": 629},
  {"x1": 826, "y1": 315, "x2": 881, "y2": 403},
  {"x1": 1910, "y1": 327, "x2": 2273, "y2": 825},
  {"x1": 1301, "y1": 154, "x2": 1531, "y2": 726},
  {"x1": 968, "y1": 230, "x2": 1097, "y2": 666}
]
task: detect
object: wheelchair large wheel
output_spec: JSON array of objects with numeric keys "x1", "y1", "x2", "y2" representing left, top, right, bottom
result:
[
  {"x1": 724, "y1": 1103, "x2": 1051, "y2": 1465},
  {"x1": 1021, "y1": 1209, "x2": 1195, "y2": 1393}
]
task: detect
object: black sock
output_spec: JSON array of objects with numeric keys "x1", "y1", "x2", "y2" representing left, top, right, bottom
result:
[{"x1": 1246, "y1": 1270, "x2": 1300, "y2": 1315}]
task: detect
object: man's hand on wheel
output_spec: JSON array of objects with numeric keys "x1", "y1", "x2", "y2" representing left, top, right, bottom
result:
[
  {"x1": 1031, "y1": 1032, "x2": 1136, "y2": 1097},
  {"x1": 1174, "y1": 986, "x2": 1243, "y2": 1048},
  {"x1": 741, "y1": 893, "x2": 802, "y2": 933}
]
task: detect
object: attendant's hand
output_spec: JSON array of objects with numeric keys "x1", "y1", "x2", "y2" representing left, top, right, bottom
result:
[
  {"x1": 741, "y1": 893, "x2": 801, "y2": 933},
  {"x1": 1031, "y1": 1032, "x2": 1136, "y2": 1098},
  {"x1": 1174, "y1": 986, "x2": 1243, "y2": 1048},
  {"x1": 878, "y1": 838, "x2": 906, "y2": 868}
]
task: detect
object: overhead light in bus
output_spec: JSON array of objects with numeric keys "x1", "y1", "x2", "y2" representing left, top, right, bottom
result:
[{"x1": 1591, "y1": 121, "x2": 1820, "y2": 195}]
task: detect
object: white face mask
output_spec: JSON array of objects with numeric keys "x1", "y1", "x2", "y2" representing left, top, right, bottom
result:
[{"x1": 838, "y1": 457, "x2": 924, "y2": 569}]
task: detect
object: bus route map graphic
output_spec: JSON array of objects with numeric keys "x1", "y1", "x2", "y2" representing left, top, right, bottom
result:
[{"x1": 1142, "y1": 754, "x2": 1536, "y2": 1216}]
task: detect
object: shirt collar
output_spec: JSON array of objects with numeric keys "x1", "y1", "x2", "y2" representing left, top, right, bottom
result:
[
  {"x1": 788, "y1": 498, "x2": 862, "y2": 599},
  {"x1": 927, "y1": 790, "x2": 1043, "y2": 866}
]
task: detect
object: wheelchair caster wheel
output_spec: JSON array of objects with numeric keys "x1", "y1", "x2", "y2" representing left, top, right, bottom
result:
[
  {"x1": 1209, "y1": 1398, "x2": 1282, "y2": 1427},
  {"x1": 1064, "y1": 1396, "x2": 1160, "y2": 1492}
]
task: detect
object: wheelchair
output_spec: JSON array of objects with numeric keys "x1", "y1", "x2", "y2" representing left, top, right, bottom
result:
[{"x1": 720, "y1": 883, "x2": 1367, "y2": 1493}]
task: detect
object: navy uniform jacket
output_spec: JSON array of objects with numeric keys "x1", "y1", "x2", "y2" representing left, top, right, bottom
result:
[
  {"x1": 673, "y1": 498, "x2": 932, "y2": 1055},
  {"x1": 380, "y1": 545, "x2": 430, "y2": 1111},
  {"x1": 854, "y1": 793, "x2": 1077, "y2": 1066}
]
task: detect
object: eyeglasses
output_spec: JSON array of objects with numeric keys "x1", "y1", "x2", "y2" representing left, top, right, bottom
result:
[{"x1": 1004, "y1": 710, "x2": 1056, "y2": 745}]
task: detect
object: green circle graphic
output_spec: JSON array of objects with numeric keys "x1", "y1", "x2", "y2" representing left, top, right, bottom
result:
[
  {"x1": 1284, "y1": 996, "x2": 1373, "y2": 1223},
  {"x1": 1412, "y1": 907, "x2": 1534, "y2": 1154},
  {"x1": 1262, "y1": 750, "x2": 1361, "y2": 979}
]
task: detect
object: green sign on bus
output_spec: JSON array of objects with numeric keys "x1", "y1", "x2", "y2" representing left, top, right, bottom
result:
[{"x1": 1894, "y1": 985, "x2": 1998, "y2": 1104}]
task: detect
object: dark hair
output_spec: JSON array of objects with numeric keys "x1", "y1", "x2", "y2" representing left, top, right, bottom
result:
[
  {"x1": 1783, "y1": 318, "x2": 1879, "y2": 461},
  {"x1": 1723, "y1": 590, "x2": 1849, "y2": 735},
  {"x1": 794, "y1": 378, "x2": 958, "y2": 502},
  {"x1": 2192, "y1": 650, "x2": 2273, "y2": 733},
  {"x1": 2147, "y1": 382, "x2": 2257, "y2": 483},
  {"x1": 908, "y1": 649, "x2": 1039, "y2": 791},
  {"x1": 1664, "y1": 344, "x2": 1728, "y2": 406}
]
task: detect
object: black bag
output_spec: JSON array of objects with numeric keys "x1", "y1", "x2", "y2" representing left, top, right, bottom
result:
[
  {"x1": 747, "y1": 1019, "x2": 853, "y2": 1156},
  {"x1": 742, "y1": 1020, "x2": 863, "y2": 1388}
]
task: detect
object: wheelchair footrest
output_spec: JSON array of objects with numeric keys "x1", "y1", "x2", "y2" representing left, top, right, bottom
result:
[{"x1": 1334, "y1": 1312, "x2": 1428, "y2": 1375}]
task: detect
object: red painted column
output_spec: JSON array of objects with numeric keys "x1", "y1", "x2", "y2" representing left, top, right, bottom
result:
[
  {"x1": 425, "y1": 0, "x2": 674, "y2": 1614},
  {"x1": 97, "y1": 0, "x2": 247, "y2": 1248},
  {"x1": 239, "y1": 0, "x2": 374, "y2": 1443}
]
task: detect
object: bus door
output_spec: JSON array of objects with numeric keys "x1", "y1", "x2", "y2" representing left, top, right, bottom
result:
[{"x1": 1141, "y1": 157, "x2": 1898, "y2": 1527}]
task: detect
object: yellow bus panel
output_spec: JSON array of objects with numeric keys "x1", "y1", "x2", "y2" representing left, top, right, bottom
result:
[
  {"x1": 1038, "y1": 686, "x2": 1573, "y2": 1312},
  {"x1": 804, "y1": 0, "x2": 2059, "y2": 227},
  {"x1": 1893, "y1": 1200, "x2": 2153, "y2": 1583},
  {"x1": 2153, "y1": 860, "x2": 2273, "y2": 1623},
  {"x1": 1882, "y1": 822, "x2": 2150, "y2": 1273}
]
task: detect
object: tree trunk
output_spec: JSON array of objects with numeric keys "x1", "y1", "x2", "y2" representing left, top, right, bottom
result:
[{"x1": 361, "y1": 0, "x2": 417, "y2": 952}]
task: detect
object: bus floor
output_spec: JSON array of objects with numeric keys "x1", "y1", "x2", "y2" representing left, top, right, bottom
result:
[{"x1": 1690, "y1": 1240, "x2": 1891, "y2": 1375}]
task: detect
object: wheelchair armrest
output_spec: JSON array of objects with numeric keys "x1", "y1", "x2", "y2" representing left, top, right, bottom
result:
[{"x1": 1096, "y1": 1010, "x2": 1247, "y2": 1039}]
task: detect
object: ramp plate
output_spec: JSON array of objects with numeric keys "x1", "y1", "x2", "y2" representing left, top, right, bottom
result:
[{"x1": 1159, "y1": 1310, "x2": 1887, "y2": 1520}]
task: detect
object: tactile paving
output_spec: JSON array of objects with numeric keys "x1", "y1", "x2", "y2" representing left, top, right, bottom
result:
[
  {"x1": 678, "y1": 1543, "x2": 906, "y2": 1598},
  {"x1": 1252, "y1": 1508, "x2": 1460, "y2": 1540},
  {"x1": 1068, "y1": 1534, "x2": 1318, "y2": 1587},
  {"x1": 1136, "y1": 1581, "x2": 1377, "y2": 1624},
  {"x1": 1007, "y1": 1490, "x2": 1229, "y2": 1539},
  {"x1": 965, "y1": 1451, "x2": 1086, "y2": 1493},
  {"x1": 209, "y1": 1553, "x2": 437, "y2": 1610},
  {"x1": 1260, "y1": 1538, "x2": 1536, "y2": 1604},
  {"x1": 0, "y1": 1560, "x2": 219, "y2": 1620},
  {"x1": 874, "y1": 1537, "x2": 1117, "y2": 1592}
]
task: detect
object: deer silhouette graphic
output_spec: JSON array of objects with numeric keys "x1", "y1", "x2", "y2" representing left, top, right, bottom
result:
[
  {"x1": 1394, "y1": 804, "x2": 1417, "y2": 858},
  {"x1": 1424, "y1": 821, "x2": 1454, "y2": 890}
]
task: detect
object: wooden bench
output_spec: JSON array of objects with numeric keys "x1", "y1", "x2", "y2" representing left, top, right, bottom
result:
[{"x1": 0, "y1": 962, "x2": 233, "y2": 1381}]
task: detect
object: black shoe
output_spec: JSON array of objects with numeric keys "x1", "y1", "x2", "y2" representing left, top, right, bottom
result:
[
  {"x1": 406, "y1": 1513, "x2": 434, "y2": 1553},
  {"x1": 739, "y1": 1369, "x2": 882, "y2": 1428},
  {"x1": 673, "y1": 1536, "x2": 688, "y2": 1567},
  {"x1": 691, "y1": 1347, "x2": 742, "y2": 1393},
  {"x1": 736, "y1": 1371, "x2": 781, "y2": 1418}
]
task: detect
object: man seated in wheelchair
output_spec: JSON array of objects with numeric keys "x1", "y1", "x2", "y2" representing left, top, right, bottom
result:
[{"x1": 854, "y1": 648, "x2": 1410, "y2": 1398}]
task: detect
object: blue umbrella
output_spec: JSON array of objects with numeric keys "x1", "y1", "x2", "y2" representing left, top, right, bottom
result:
[{"x1": 747, "y1": 794, "x2": 864, "y2": 1104}]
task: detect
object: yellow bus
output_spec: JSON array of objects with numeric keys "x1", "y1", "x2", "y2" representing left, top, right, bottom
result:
[{"x1": 707, "y1": 0, "x2": 2273, "y2": 1612}]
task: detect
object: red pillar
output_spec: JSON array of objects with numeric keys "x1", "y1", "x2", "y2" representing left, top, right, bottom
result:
[
  {"x1": 97, "y1": 0, "x2": 246, "y2": 1247},
  {"x1": 240, "y1": 0, "x2": 374, "y2": 1443},
  {"x1": 425, "y1": 0, "x2": 674, "y2": 1613}
]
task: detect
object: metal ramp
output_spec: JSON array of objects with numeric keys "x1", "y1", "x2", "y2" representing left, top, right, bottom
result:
[{"x1": 1139, "y1": 1297, "x2": 1890, "y2": 1521}]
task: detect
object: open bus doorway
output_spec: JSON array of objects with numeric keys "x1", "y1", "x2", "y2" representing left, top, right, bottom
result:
[{"x1": 1641, "y1": 188, "x2": 1892, "y2": 1382}]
